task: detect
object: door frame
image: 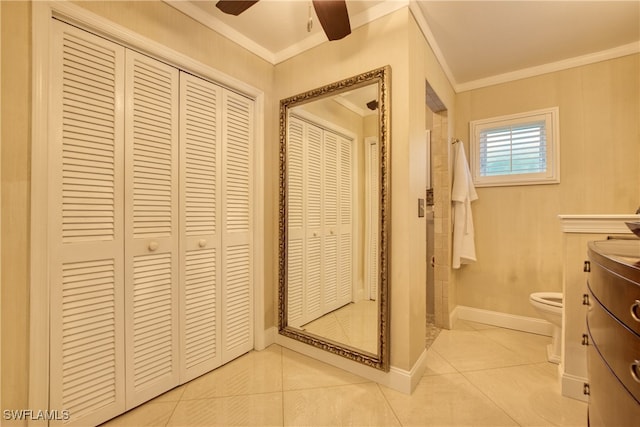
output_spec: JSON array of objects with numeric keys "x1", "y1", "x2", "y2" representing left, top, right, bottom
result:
[{"x1": 30, "y1": 2, "x2": 266, "y2": 421}]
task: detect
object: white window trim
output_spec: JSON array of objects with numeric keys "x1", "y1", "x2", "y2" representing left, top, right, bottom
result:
[{"x1": 470, "y1": 107, "x2": 560, "y2": 187}]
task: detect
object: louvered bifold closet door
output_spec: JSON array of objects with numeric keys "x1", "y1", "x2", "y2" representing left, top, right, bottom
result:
[
  {"x1": 124, "y1": 50, "x2": 180, "y2": 407},
  {"x1": 322, "y1": 131, "x2": 339, "y2": 312},
  {"x1": 220, "y1": 90, "x2": 255, "y2": 363},
  {"x1": 304, "y1": 123, "x2": 324, "y2": 324},
  {"x1": 286, "y1": 117, "x2": 305, "y2": 328},
  {"x1": 337, "y1": 136, "x2": 354, "y2": 306},
  {"x1": 179, "y1": 73, "x2": 223, "y2": 382},
  {"x1": 49, "y1": 21, "x2": 126, "y2": 426}
]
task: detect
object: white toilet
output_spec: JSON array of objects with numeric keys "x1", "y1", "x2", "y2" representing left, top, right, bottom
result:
[{"x1": 529, "y1": 292, "x2": 563, "y2": 364}]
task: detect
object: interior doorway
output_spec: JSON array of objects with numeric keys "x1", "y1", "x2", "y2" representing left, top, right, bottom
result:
[{"x1": 425, "y1": 80, "x2": 452, "y2": 343}]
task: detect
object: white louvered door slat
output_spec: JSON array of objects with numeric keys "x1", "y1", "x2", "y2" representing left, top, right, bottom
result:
[
  {"x1": 221, "y1": 90, "x2": 254, "y2": 363},
  {"x1": 287, "y1": 117, "x2": 305, "y2": 328},
  {"x1": 179, "y1": 72, "x2": 223, "y2": 382},
  {"x1": 124, "y1": 50, "x2": 179, "y2": 407},
  {"x1": 50, "y1": 21, "x2": 126, "y2": 427}
]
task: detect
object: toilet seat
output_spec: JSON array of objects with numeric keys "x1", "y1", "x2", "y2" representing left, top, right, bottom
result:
[{"x1": 529, "y1": 292, "x2": 563, "y2": 308}]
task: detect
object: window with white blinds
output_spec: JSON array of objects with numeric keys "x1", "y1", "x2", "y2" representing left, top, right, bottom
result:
[{"x1": 470, "y1": 107, "x2": 559, "y2": 187}]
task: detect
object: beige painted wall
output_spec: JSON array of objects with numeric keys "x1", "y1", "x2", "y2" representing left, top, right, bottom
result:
[
  {"x1": 454, "y1": 54, "x2": 640, "y2": 318},
  {"x1": 1, "y1": 0, "x2": 31, "y2": 414}
]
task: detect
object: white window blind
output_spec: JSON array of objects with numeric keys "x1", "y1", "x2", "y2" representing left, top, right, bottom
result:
[
  {"x1": 470, "y1": 107, "x2": 559, "y2": 187},
  {"x1": 479, "y1": 121, "x2": 546, "y2": 176}
]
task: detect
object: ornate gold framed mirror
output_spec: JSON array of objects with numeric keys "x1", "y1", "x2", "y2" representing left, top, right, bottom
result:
[{"x1": 278, "y1": 66, "x2": 390, "y2": 371}]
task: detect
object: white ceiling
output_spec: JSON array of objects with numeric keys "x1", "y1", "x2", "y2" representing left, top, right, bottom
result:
[{"x1": 167, "y1": 0, "x2": 640, "y2": 91}]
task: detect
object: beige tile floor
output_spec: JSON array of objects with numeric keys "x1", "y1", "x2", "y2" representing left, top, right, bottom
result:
[
  {"x1": 302, "y1": 300, "x2": 378, "y2": 354},
  {"x1": 102, "y1": 320, "x2": 587, "y2": 427}
]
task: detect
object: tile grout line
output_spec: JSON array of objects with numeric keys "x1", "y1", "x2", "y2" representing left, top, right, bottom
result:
[
  {"x1": 432, "y1": 325, "x2": 531, "y2": 426},
  {"x1": 375, "y1": 382, "x2": 405, "y2": 427},
  {"x1": 163, "y1": 399, "x2": 181, "y2": 427},
  {"x1": 458, "y1": 367, "x2": 525, "y2": 427}
]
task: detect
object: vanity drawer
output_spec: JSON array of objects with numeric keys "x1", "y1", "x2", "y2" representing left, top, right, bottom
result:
[
  {"x1": 589, "y1": 259, "x2": 640, "y2": 337},
  {"x1": 587, "y1": 343, "x2": 640, "y2": 427},
  {"x1": 587, "y1": 291, "x2": 640, "y2": 402}
]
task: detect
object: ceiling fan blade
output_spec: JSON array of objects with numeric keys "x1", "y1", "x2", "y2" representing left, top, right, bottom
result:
[
  {"x1": 312, "y1": 0, "x2": 351, "y2": 41},
  {"x1": 216, "y1": 0, "x2": 259, "y2": 16}
]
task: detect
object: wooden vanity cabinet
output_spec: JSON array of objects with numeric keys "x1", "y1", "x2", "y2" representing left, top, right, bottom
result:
[{"x1": 586, "y1": 239, "x2": 640, "y2": 426}]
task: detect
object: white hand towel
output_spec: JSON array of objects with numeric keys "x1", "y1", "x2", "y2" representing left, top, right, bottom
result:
[{"x1": 452, "y1": 142, "x2": 478, "y2": 269}]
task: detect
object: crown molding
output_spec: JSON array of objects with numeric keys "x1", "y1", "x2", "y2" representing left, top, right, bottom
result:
[
  {"x1": 274, "y1": 0, "x2": 408, "y2": 64},
  {"x1": 166, "y1": 0, "x2": 408, "y2": 66},
  {"x1": 167, "y1": 0, "x2": 638, "y2": 91},
  {"x1": 408, "y1": 1, "x2": 458, "y2": 91},
  {"x1": 457, "y1": 42, "x2": 640, "y2": 92},
  {"x1": 164, "y1": 0, "x2": 276, "y2": 64}
]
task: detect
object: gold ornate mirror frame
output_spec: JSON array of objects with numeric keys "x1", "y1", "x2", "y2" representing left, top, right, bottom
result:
[{"x1": 278, "y1": 66, "x2": 391, "y2": 371}]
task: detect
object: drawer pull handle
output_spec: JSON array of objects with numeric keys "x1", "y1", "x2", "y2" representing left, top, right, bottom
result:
[
  {"x1": 631, "y1": 360, "x2": 640, "y2": 384},
  {"x1": 198, "y1": 239, "x2": 207, "y2": 248},
  {"x1": 582, "y1": 294, "x2": 590, "y2": 306},
  {"x1": 583, "y1": 383, "x2": 590, "y2": 396},
  {"x1": 583, "y1": 261, "x2": 591, "y2": 272},
  {"x1": 631, "y1": 300, "x2": 640, "y2": 322},
  {"x1": 581, "y1": 334, "x2": 589, "y2": 346},
  {"x1": 148, "y1": 241, "x2": 159, "y2": 252}
]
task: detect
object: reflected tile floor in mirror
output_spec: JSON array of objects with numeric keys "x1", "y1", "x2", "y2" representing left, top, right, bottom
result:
[
  {"x1": 300, "y1": 300, "x2": 378, "y2": 354},
  {"x1": 101, "y1": 320, "x2": 587, "y2": 427}
]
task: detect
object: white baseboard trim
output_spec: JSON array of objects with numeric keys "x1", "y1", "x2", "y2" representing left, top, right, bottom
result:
[
  {"x1": 451, "y1": 305, "x2": 554, "y2": 337},
  {"x1": 258, "y1": 326, "x2": 277, "y2": 350},
  {"x1": 273, "y1": 332, "x2": 427, "y2": 394},
  {"x1": 561, "y1": 371, "x2": 589, "y2": 402}
]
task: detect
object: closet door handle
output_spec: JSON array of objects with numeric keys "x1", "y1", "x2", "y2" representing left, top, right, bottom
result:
[
  {"x1": 148, "y1": 241, "x2": 159, "y2": 252},
  {"x1": 198, "y1": 239, "x2": 207, "y2": 248},
  {"x1": 630, "y1": 360, "x2": 640, "y2": 383},
  {"x1": 631, "y1": 300, "x2": 640, "y2": 322}
]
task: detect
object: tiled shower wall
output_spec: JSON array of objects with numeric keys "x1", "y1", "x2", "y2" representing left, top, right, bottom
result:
[{"x1": 430, "y1": 111, "x2": 452, "y2": 329}]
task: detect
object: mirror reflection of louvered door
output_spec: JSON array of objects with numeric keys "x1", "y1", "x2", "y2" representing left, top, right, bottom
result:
[
  {"x1": 285, "y1": 116, "x2": 354, "y2": 327},
  {"x1": 305, "y1": 124, "x2": 324, "y2": 324},
  {"x1": 286, "y1": 118, "x2": 305, "y2": 328},
  {"x1": 124, "y1": 50, "x2": 180, "y2": 408}
]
